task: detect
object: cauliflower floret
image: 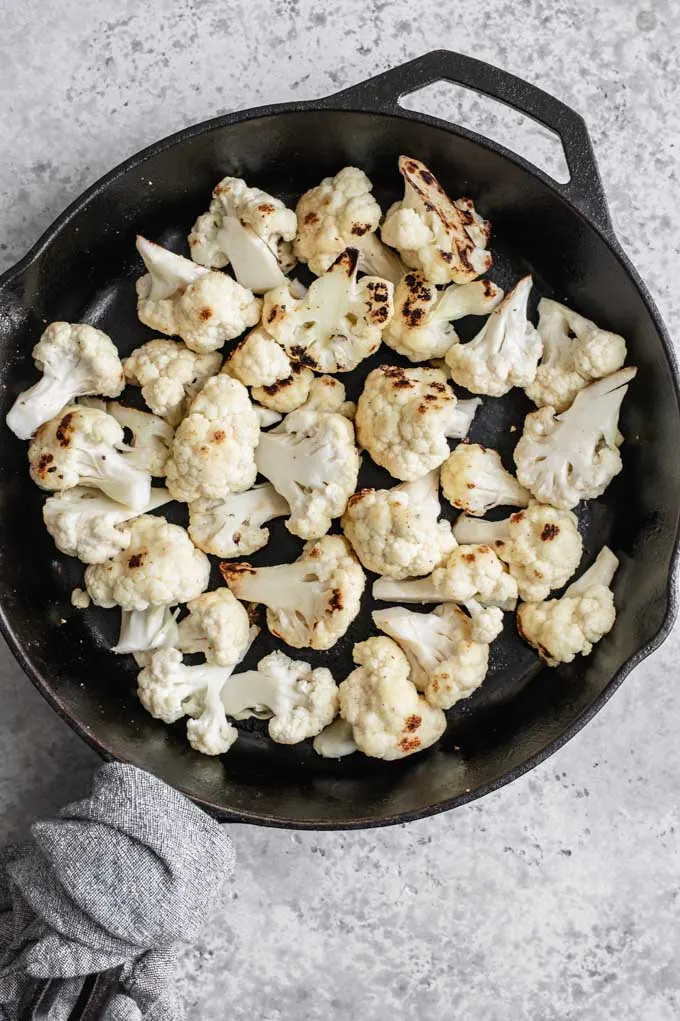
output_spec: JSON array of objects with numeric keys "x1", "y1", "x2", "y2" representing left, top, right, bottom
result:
[
  {"x1": 137, "y1": 648, "x2": 229, "y2": 723},
  {"x1": 135, "y1": 237, "x2": 261, "y2": 353},
  {"x1": 137, "y1": 648, "x2": 240, "y2": 755},
  {"x1": 262, "y1": 248, "x2": 394, "y2": 373},
  {"x1": 113, "y1": 603, "x2": 180, "y2": 656},
  {"x1": 453, "y1": 502, "x2": 583, "y2": 602},
  {"x1": 177, "y1": 589, "x2": 251, "y2": 667},
  {"x1": 123, "y1": 339, "x2": 222, "y2": 426},
  {"x1": 189, "y1": 176, "x2": 297, "y2": 291},
  {"x1": 71, "y1": 588, "x2": 91, "y2": 609},
  {"x1": 223, "y1": 326, "x2": 292, "y2": 388},
  {"x1": 43, "y1": 485, "x2": 170, "y2": 564},
  {"x1": 338, "y1": 637, "x2": 447, "y2": 760},
  {"x1": 373, "y1": 604, "x2": 491, "y2": 710},
  {"x1": 373, "y1": 544, "x2": 518, "y2": 610},
  {"x1": 384, "y1": 273, "x2": 504, "y2": 362},
  {"x1": 165, "y1": 375, "x2": 259, "y2": 503},
  {"x1": 355, "y1": 365, "x2": 481, "y2": 481},
  {"x1": 7, "y1": 322, "x2": 124, "y2": 441},
  {"x1": 294, "y1": 166, "x2": 404, "y2": 282},
  {"x1": 81, "y1": 399, "x2": 174, "y2": 477},
  {"x1": 189, "y1": 483, "x2": 289, "y2": 557},
  {"x1": 86, "y1": 513, "x2": 210, "y2": 658},
  {"x1": 255, "y1": 407, "x2": 360, "y2": 540},
  {"x1": 221, "y1": 651, "x2": 338, "y2": 744},
  {"x1": 380, "y1": 156, "x2": 491, "y2": 286},
  {"x1": 300, "y1": 375, "x2": 356, "y2": 419},
  {"x1": 313, "y1": 717, "x2": 358, "y2": 758},
  {"x1": 526, "y1": 298, "x2": 628, "y2": 412},
  {"x1": 514, "y1": 367, "x2": 636, "y2": 509},
  {"x1": 440, "y1": 443, "x2": 530, "y2": 516},
  {"x1": 221, "y1": 535, "x2": 365, "y2": 651},
  {"x1": 28, "y1": 406, "x2": 151, "y2": 510},
  {"x1": 341, "y1": 470, "x2": 455, "y2": 579},
  {"x1": 517, "y1": 547, "x2": 618, "y2": 665},
  {"x1": 464, "y1": 602, "x2": 505, "y2": 644},
  {"x1": 251, "y1": 363, "x2": 315, "y2": 413},
  {"x1": 445, "y1": 276, "x2": 541, "y2": 396},
  {"x1": 85, "y1": 514, "x2": 210, "y2": 611}
]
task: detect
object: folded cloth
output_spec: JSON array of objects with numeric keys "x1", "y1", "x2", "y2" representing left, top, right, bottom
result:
[{"x1": 0, "y1": 763, "x2": 235, "y2": 1020}]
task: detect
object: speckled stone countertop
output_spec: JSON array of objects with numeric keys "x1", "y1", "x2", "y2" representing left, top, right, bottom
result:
[{"x1": 2, "y1": 2, "x2": 680, "y2": 1018}]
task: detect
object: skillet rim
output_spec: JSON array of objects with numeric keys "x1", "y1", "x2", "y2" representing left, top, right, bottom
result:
[{"x1": 0, "y1": 93, "x2": 678, "y2": 829}]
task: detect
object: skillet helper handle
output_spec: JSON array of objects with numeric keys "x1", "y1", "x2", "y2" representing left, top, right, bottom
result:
[
  {"x1": 18, "y1": 968, "x2": 121, "y2": 1021},
  {"x1": 327, "y1": 49, "x2": 613, "y2": 237}
]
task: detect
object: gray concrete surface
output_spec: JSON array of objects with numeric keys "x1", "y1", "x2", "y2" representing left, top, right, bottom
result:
[{"x1": 1, "y1": 1, "x2": 680, "y2": 1018}]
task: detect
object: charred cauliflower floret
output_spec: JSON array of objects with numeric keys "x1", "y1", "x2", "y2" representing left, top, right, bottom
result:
[
  {"x1": 381, "y1": 156, "x2": 492, "y2": 285},
  {"x1": 294, "y1": 166, "x2": 404, "y2": 282},
  {"x1": 355, "y1": 365, "x2": 480, "y2": 481},
  {"x1": 341, "y1": 470, "x2": 455, "y2": 579},
  {"x1": 135, "y1": 237, "x2": 261, "y2": 353},
  {"x1": 338, "y1": 637, "x2": 447, "y2": 760},
  {"x1": 221, "y1": 535, "x2": 365, "y2": 651},
  {"x1": 165, "y1": 375, "x2": 260, "y2": 503}
]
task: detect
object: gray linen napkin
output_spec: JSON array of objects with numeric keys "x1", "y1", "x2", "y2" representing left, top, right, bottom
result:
[{"x1": 0, "y1": 763, "x2": 235, "y2": 1020}]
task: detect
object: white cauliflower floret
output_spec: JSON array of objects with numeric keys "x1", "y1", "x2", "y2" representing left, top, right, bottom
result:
[
  {"x1": 137, "y1": 648, "x2": 239, "y2": 755},
  {"x1": 355, "y1": 365, "x2": 481, "y2": 481},
  {"x1": 454, "y1": 502, "x2": 583, "y2": 602},
  {"x1": 262, "y1": 248, "x2": 394, "y2": 373},
  {"x1": 526, "y1": 298, "x2": 628, "y2": 412},
  {"x1": 251, "y1": 363, "x2": 315, "y2": 414},
  {"x1": 341, "y1": 470, "x2": 455, "y2": 579},
  {"x1": 338, "y1": 637, "x2": 447, "y2": 760},
  {"x1": 189, "y1": 176, "x2": 297, "y2": 291},
  {"x1": 43, "y1": 486, "x2": 170, "y2": 564},
  {"x1": 189, "y1": 483, "x2": 289, "y2": 557},
  {"x1": 82, "y1": 399, "x2": 174, "y2": 477},
  {"x1": 223, "y1": 326, "x2": 292, "y2": 388},
  {"x1": 85, "y1": 514, "x2": 210, "y2": 611},
  {"x1": 177, "y1": 589, "x2": 251, "y2": 667},
  {"x1": 294, "y1": 166, "x2": 404, "y2": 282},
  {"x1": 123, "y1": 339, "x2": 222, "y2": 426},
  {"x1": 384, "y1": 273, "x2": 504, "y2": 362},
  {"x1": 165, "y1": 375, "x2": 259, "y2": 503},
  {"x1": 441, "y1": 443, "x2": 530, "y2": 516},
  {"x1": 312, "y1": 718, "x2": 357, "y2": 758},
  {"x1": 517, "y1": 547, "x2": 618, "y2": 665},
  {"x1": 300, "y1": 375, "x2": 356, "y2": 419},
  {"x1": 113, "y1": 604, "x2": 179, "y2": 656},
  {"x1": 71, "y1": 588, "x2": 91, "y2": 609},
  {"x1": 85, "y1": 514, "x2": 210, "y2": 657},
  {"x1": 445, "y1": 276, "x2": 541, "y2": 396},
  {"x1": 135, "y1": 237, "x2": 261, "y2": 353},
  {"x1": 380, "y1": 156, "x2": 492, "y2": 286},
  {"x1": 463, "y1": 602, "x2": 505, "y2": 644},
  {"x1": 373, "y1": 604, "x2": 491, "y2": 710},
  {"x1": 373, "y1": 544, "x2": 518, "y2": 610},
  {"x1": 221, "y1": 651, "x2": 338, "y2": 744},
  {"x1": 7, "y1": 322, "x2": 124, "y2": 441},
  {"x1": 28, "y1": 406, "x2": 151, "y2": 510},
  {"x1": 514, "y1": 367, "x2": 637, "y2": 509},
  {"x1": 221, "y1": 535, "x2": 365, "y2": 651},
  {"x1": 255, "y1": 407, "x2": 360, "y2": 539}
]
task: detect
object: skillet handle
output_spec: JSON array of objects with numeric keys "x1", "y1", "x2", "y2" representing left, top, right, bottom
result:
[{"x1": 325, "y1": 49, "x2": 613, "y2": 236}]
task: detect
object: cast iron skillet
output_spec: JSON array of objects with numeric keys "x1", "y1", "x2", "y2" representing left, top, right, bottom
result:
[{"x1": 1, "y1": 50, "x2": 679, "y2": 833}]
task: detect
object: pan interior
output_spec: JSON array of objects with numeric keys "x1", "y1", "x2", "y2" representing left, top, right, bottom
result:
[{"x1": 0, "y1": 109, "x2": 678, "y2": 827}]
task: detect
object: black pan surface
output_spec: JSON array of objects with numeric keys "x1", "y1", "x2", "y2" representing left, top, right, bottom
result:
[{"x1": 1, "y1": 52, "x2": 678, "y2": 828}]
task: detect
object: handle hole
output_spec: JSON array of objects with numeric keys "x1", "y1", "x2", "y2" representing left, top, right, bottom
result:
[{"x1": 399, "y1": 81, "x2": 571, "y2": 184}]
